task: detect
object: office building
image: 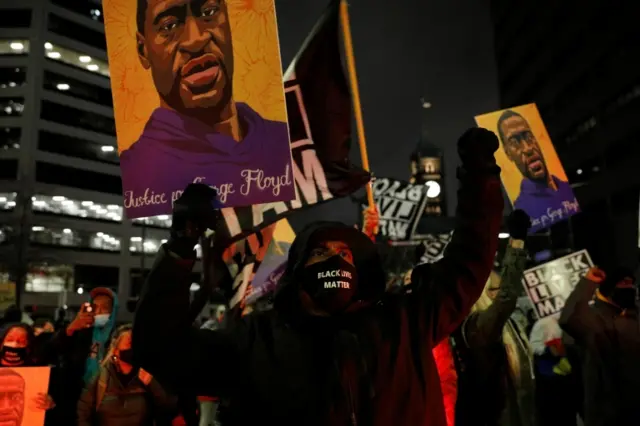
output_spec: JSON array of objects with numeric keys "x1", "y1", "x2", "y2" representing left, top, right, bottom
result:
[
  {"x1": 490, "y1": 1, "x2": 640, "y2": 268},
  {"x1": 0, "y1": 0, "x2": 201, "y2": 319}
]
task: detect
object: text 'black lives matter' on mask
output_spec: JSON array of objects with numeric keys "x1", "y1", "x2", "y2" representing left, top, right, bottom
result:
[{"x1": 302, "y1": 255, "x2": 358, "y2": 313}]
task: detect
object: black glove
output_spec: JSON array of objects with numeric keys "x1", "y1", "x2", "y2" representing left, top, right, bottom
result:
[
  {"x1": 457, "y1": 128, "x2": 500, "y2": 174},
  {"x1": 507, "y1": 209, "x2": 531, "y2": 240},
  {"x1": 168, "y1": 184, "x2": 219, "y2": 258}
]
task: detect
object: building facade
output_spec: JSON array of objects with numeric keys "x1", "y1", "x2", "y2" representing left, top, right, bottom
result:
[
  {"x1": 0, "y1": 0, "x2": 200, "y2": 320},
  {"x1": 490, "y1": 1, "x2": 640, "y2": 268}
]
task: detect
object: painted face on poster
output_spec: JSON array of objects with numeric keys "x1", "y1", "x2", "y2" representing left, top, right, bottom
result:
[{"x1": 104, "y1": 0, "x2": 295, "y2": 218}]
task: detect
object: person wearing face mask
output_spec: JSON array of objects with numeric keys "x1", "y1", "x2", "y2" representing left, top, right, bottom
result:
[
  {"x1": 0, "y1": 324, "x2": 57, "y2": 421},
  {"x1": 559, "y1": 266, "x2": 640, "y2": 426},
  {"x1": 77, "y1": 324, "x2": 177, "y2": 426},
  {"x1": 133, "y1": 127, "x2": 504, "y2": 426},
  {"x1": 50, "y1": 287, "x2": 119, "y2": 424}
]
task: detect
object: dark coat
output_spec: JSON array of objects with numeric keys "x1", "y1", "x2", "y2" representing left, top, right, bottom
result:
[
  {"x1": 453, "y1": 243, "x2": 527, "y2": 426},
  {"x1": 77, "y1": 362, "x2": 177, "y2": 426},
  {"x1": 133, "y1": 168, "x2": 503, "y2": 426},
  {"x1": 559, "y1": 278, "x2": 640, "y2": 426}
]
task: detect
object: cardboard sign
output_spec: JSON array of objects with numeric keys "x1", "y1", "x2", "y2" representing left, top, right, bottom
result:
[
  {"x1": 364, "y1": 178, "x2": 429, "y2": 241},
  {"x1": 419, "y1": 232, "x2": 453, "y2": 264},
  {"x1": 0, "y1": 366, "x2": 51, "y2": 426},
  {"x1": 475, "y1": 104, "x2": 580, "y2": 233},
  {"x1": 103, "y1": 0, "x2": 294, "y2": 217},
  {"x1": 521, "y1": 250, "x2": 593, "y2": 318}
]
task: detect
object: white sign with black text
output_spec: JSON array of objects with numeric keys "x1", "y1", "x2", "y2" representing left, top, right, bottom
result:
[
  {"x1": 522, "y1": 249, "x2": 593, "y2": 319},
  {"x1": 363, "y1": 178, "x2": 429, "y2": 241}
]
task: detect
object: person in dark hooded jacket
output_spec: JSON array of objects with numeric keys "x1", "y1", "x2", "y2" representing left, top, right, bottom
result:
[
  {"x1": 50, "y1": 287, "x2": 119, "y2": 424},
  {"x1": 132, "y1": 127, "x2": 504, "y2": 426},
  {"x1": 559, "y1": 266, "x2": 640, "y2": 426}
]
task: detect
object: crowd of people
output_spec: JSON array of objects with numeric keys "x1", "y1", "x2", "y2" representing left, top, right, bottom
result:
[{"x1": 1, "y1": 127, "x2": 639, "y2": 425}]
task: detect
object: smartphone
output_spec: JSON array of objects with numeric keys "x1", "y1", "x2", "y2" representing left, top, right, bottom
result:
[{"x1": 82, "y1": 302, "x2": 93, "y2": 314}]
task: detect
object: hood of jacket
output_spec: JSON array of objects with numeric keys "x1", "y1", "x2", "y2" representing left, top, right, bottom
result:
[{"x1": 273, "y1": 221, "x2": 386, "y2": 318}]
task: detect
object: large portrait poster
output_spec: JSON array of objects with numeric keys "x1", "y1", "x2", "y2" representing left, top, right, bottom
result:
[
  {"x1": 103, "y1": 0, "x2": 295, "y2": 218},
  {"x1": 0, "y1": 366, "x2": 51, "y2": 426},
  {"x1": 475, "y1": 104, "x2": 579, "y2": 233}
]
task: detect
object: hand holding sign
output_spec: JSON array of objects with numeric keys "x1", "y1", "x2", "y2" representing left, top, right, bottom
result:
[
  {"x1": 31, "y1": 393, "x2": 55, "y2": 411},
  {"x1": 169, "y1": 183, "x2": 221, "y2": 258},
  {"x1": 362, "y1": 206, "x2": 380, "y2": 241}
]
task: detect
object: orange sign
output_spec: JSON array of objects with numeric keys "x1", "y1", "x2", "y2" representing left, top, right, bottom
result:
[
  {"x1": 0, "y1": 366, "x2": 51, "y2": 426},
  {"x1": 475, "y1": 104, "x2": 579, "y2": 232}
]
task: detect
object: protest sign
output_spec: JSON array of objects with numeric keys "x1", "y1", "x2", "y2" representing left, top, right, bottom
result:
[
  {"x1": 104, "y1": 0, "x2": 295, "y2": 217},
  {"x1": 363, "y1": 178, "x2": 428, "y2": 241},
  {"x1": 475, "y1": 104, "x2": 580, "y2": 233},
  {"x1": 521, "y1": 249, "x2": 593, "y2": 318},
  {"x1": 418, "y1": 232, "x2": 453, "y2": 264},
  {"x1": 161, "y1": 1, "x2": 368, "y2": 246},
  {"x1": 0, "y1": 366, "x2": 50, "y2": 426}
]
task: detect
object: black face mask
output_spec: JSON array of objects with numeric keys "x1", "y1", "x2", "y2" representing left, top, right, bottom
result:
[
  {"x1": 611, "y1": 288, "x2": 637, "y2": 310},
  {"x1": 118, "y1": 348, "x2": 134, "y2": 365},
  {"x1": 1, "y1": 346, "x2": 27, "y2": 365},
  {"x1": 302, "y1": 255, "x2": 358, "y2": 314}
]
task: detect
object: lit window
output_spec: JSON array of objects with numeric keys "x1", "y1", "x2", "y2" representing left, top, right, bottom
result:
[
  {"x1": 133, "y1": 215, "x2": 172, "y2": 229},
  {"x1": 0, "y1": 192, "x2": 17, "y2": 210},
  {"x1": 25, "y1": 263, "x2": 74, "y2": 293},
  {"x1": 130, "y1": 237, "x2": 165, "y2": 254},
  {"x1": 30, "y1": 225, "x2": 121, "y2": 252},
  {"x1": 0, "y1": 40, "x2": 30, "y2": 55},
  {"x1": 31, "y1": 194, "x2": 123, "y2": 222},
  {"x1": 43, "y1": 42, "x2": 110, "y2": 78}
]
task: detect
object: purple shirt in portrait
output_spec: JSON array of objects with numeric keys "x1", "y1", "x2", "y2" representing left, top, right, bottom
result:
[
  {"x1": 514, "y1": 175, "x2": 580, "y2": 233},
  {"x1": 119, "y1": 102, "x2": 293, "y2": 218}
]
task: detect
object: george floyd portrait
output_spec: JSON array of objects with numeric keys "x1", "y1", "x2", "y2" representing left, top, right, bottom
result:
[
  {"x1": 0, "y1": 367, "x2": 50, "y2": 426},
  {"x1": 0, "y1": 369, "x2": 25, "y2": 425},
  {"x1": 475, "y1": 104, "x2": 579, "y2": 233},
  {"x1": 103, "y1": 0, "x2": 294, "y2": 218}
]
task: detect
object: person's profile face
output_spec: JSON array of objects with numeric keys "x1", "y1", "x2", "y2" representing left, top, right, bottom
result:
[
  {"x1": 0, "y1": 371, "x2": 25, "y2": 425},
  {"x1": 93, "y1": 295, "x2": 113, "y2": 316},
  {"x1": 304, "y1": 241, "x2": 354, "y2": 267},
  {"x1": 114, "y1": 331, "x2": 133, "y2": 367},
  {"x1": 500, "y1": 116, "x2": 547, "y2": 181},
  {"x1": 138, "y1": 0, "x2": 234, "y2": 113}
]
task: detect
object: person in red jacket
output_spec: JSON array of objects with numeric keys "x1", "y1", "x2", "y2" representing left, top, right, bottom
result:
[{"x1": 133, "y1": 128, "x2": 504, "y2": 426}]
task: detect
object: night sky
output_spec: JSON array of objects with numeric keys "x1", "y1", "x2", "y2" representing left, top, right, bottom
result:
[{"x1": 274, "y1": 0, "x2": 502, "y2": 231}]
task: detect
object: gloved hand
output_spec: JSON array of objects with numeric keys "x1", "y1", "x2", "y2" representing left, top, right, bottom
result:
[
  {"x1": 457, "y1": 128, "x2": 500, "y2": 174},
  {"x1": 507, "y1": 209, "x2": 531, "y2": 240},
  {"x1": 168, "y1": 183, "x2": 219, "y2": 259}
]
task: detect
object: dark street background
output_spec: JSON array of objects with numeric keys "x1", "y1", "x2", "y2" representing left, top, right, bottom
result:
[{"x1": 275, "y1": 0, "x2": 501, "y2": 231}]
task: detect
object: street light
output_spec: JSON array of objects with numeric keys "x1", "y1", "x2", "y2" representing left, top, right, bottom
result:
[{"x1": 425, "y1": 180, "x2": 441, "y2": 198}]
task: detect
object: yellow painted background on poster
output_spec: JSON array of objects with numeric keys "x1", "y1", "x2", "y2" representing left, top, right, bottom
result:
[
  {"x1": 474, "y1": 103, "x2": 567, "y2": 205},
  {"x1": 103, "y1": 0, "x2": 287, "y2": 152}
]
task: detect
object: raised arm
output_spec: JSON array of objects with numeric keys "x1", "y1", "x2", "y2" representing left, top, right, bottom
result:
[
  {"x1": 410, "y1": 128, "x2": 504, "y2": 344},
  {"x1": 558, "y1": 267, "x2": 604, "y2": 344},
  {"x1": 463, "y1": 211, "x2": 530, "y2": 347},
  {"x1": 132, "y1": 184, "x2": 240, "y2": 397}
]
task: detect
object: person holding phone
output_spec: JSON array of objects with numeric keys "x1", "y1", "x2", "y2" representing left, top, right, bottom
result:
[{"x1": 51, "y1": 287, "x2": 119, "y2": 424}]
